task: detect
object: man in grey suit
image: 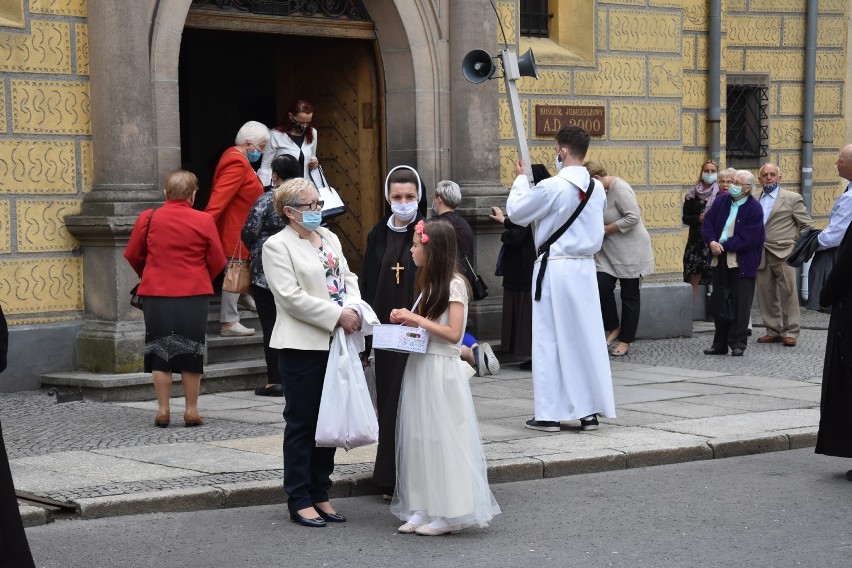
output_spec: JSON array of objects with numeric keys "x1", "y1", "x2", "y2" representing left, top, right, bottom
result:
[{"x1": 755, "y1": 163, "x2": 814, "y2": 347}]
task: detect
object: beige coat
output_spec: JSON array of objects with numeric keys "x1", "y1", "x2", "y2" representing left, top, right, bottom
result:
[
  {"x1": 760, "y1": 187, "x2": 814, "y2": 264},
  {"x1": 262, "y1": 225, "x2": 360, "y2": 351},
  {"x1": 594, "y1": 177, "x2": 655, "y2": 278}
]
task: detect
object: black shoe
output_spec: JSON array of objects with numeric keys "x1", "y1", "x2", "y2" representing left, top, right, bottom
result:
[
  {"x1": 580, "y1": 415, "x2": 599, "y2": 431},
  {"x1": 314, "y1": 506, "x2": 346, "y2": 523},
  {"x1": 255, "y1": 384, "x2": 284, "y2": 397},
  {"x1": 290, "y1": 511, "x2": 326, "y2": 528},
  {"x1": 525, "y1": 418, "x2": 560, "y2": 432},
  {"x1": 519, "y1": 359, "x2": 532, "y2": 371},
  {"x1": 731, "y1": 347, "x2": 744, "y2": 357},
  {"x1": 703, "y1": 347, "x2": 727, "y2": 355}
]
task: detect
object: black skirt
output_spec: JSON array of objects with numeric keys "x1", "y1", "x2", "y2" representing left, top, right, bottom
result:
[{"x1": 143, "y1": 296, "x2": 209, "y2": 374}]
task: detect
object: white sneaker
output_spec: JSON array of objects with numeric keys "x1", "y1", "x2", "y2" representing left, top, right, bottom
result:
[
  {"x1": 481, "y1": 342, "x2": 500, "y2": 374},
  {"x1": 237, "y1": 294, "x2": 257, "y2": 311},
  {"x1": 221, "y1": 322, "x2": 255, "y2": 336}
]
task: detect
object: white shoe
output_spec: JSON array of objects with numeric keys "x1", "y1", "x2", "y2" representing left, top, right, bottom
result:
[
  {"x1": 238, "y1": 294, "x2": 257, "y2": 311},
  {"x1": 221, "y1": 322, "x2": 255, "y2": 336},
  {"x1": 415, "y1": 519, "x2": 460, "y2": 536},
  {"x1": 481, "y1": 342, "x2": 500, "y2": 374}
]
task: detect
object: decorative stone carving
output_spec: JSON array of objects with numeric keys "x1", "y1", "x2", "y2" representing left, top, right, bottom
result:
[
  {"x1": 11, "y1": 80, "x2": 90, "y2": 135},
  {"x1": 0, "y1": 141, "x2": 76, "y2": 194}
]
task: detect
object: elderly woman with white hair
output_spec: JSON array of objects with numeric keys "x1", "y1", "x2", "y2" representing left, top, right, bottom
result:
[
  {"x1": 432, "y1": 180, "x2": 476, "y2": 284},
  {"x1": 263, "y1": 177, "x2": 362, "y2": 527},
  {"x1": 205, "y1": 120, "x2": 271, "y2": 337},
  {"x1": 701, "y1": 169, "x2": 766, "y2": 356}
]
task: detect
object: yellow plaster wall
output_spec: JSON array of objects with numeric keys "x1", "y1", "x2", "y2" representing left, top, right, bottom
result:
[
  {"x1": 0, "y1": 2, "x2": 89, "y2": 323},
  {"x1": 500, "y1": 0, "x2": 848, "y2": 280}
]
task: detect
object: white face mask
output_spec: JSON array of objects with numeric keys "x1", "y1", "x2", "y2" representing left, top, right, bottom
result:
[
  {"x1": 555, "y1": 150, "x2": 564, "y2": 172},
  {"x1": 391, "y1": 201, "x2": 418, "y2": 223}
]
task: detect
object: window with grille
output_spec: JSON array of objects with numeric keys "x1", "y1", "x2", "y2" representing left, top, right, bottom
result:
[
  {"x1": 726, "y1": 74, "x2": 769, "y2": 166},
  {"x1": 520, "y1": 0, "x2": 550, "y2": 37}
]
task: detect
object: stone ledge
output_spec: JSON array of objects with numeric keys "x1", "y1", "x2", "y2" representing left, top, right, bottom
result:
[
  {"x1": 626, "y1": 444, "x2": 714, "y2": 468},
  {"x1": 709, "y1": 434, "x2": 790, "y2": 459},
  {"x1": 75, "y1": 487, "x2": 224, "y2": 519},
  {"x1": 486, "y1": 457, "x2": 543, "y2": 483},
  {"x1": 219, "y1": 480, "x2": 285, "y2": 509},
  {"x1": 19, "y1": 504, "x2": 48, "y2": 527},
  {"x1": 540, "y1": 449, "x2": 627, "y2": 477}
]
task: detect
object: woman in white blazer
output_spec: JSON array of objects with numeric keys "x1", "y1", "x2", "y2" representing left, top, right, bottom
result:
[
  {"x1": 262, "y1": 177, "x2": 362, "y2": 528},
  {"x1": 257, "y1": 99, "x2": 319, "y2": 186}
]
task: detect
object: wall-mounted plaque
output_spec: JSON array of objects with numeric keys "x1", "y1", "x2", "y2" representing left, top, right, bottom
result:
[{"x1": 535, "y1": 105, "x2": 605, "y2": 137}]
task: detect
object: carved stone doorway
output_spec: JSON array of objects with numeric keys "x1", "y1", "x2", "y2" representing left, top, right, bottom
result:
[{"x1": 178, "y1": 26, "x2": 382, "y2": 273}]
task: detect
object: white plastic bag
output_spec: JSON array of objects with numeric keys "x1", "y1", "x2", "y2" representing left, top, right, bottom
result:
[{"x1": 315, "y1": 327, "x2": 379, "y2": 450}]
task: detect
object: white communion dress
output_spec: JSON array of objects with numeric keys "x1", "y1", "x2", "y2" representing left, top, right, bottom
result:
[{"x1": 391, "y1": 277, "x2": 501, "y2": 529}]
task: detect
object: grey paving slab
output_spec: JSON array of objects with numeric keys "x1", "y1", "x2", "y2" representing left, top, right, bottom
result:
[
  {"x1": 478, "y1": 421, "x2": 533, "y2": 441},
  {"x1": 758, "y1": 385, "x2": 822, "y2": 403},
  {"x1": 9, "y1": 464, "x2": 109, "y2": 494},
  {"x1": 199, "y1": 409, "x2": 283, "y2": 424},
  {"x1": 620, "y1": 399, "x2": 747, "y2": 419},
  {"x1": 598, "y1": 408, "x2": 685, "y2": 427},
  {"x1": 11, "y1": 451, "x2": 201, "y2": 484},
  {"x1": 474, "y1": 397, "x2": 535, "y2": 413},
  {"x1": 648, "y1": 408, "x2": 819, "y2": 438},
  {"x1": 613, "y1": 385, "x2": 696, "y2": 404},
  {"x1": 691, "y1": 375, "x2": 813, "y2": 391},
  {"x1": 682, "y1": 393, "x2": 814, "y2": 412},
  {"x1": 472, "y1": 401, "x2": 532, "y2": 420},
  {"x1": 648, "y1": 381, "x2": 754, "y2": 396},
  {"x1": 470, "y1": 383, "x2": 535, "y2": 400},
  {"x1": 92, "y1": 443, "x2": 285, "y2": 474}
]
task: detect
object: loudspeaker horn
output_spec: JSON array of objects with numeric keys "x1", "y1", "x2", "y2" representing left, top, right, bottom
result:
[
  {"x1": 517, "y1": 48, "x2": 539, "y2": 79},
  {"x1": 462, "y1": 49, "x2": 496, "y2": 84}
]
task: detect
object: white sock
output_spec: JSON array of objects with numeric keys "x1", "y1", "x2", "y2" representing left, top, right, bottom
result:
[
  {"x1": 408, "y1": 511, "x2": 427, "y2": 526},
  {"x1": 426, "y1": 517, "x2": 450, "y2": 530}
]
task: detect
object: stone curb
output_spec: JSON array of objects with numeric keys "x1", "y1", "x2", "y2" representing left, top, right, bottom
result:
[{"x1": 20, "y1": 431, "x2": 817, "y2": 525}]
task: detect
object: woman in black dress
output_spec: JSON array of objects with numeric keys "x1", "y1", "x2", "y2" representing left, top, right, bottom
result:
[{"x1": 683, "y1": 159, "x2": 721, "y2": 301}]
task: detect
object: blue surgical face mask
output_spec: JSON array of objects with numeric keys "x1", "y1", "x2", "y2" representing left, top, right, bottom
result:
[
  {"x1": 728, "y1": 185, "x2": 743, "y2": 198},
  {"x1": 702, "y1": 172, "x2": 717, "y2": 184},
  {"x1": 296, "y1": 210, "x2": 323, "y2": 232},
  {"x1": 430, "y1": 202, "x2": 438, "y2": 216},
  {"x1": 247, "y1": 148, "x2": 262, "y2": 163}
]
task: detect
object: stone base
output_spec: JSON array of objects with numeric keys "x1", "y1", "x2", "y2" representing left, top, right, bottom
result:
[
  {"x1": 0, "y1": 321, "x2": 84, "y2": 392},
  {"x1": 75, "y1": 320, "x2": 146, "y2": 374},
  {"x1": 614, "y1": 282, "x2": 693, "y2": 339}
]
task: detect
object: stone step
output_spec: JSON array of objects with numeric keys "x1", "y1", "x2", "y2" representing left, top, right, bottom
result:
[
  {"x1": 205, "y1": 334, "x2": 265, "y2": 364},
  {"x1": 41, "y1": 359, "x2": 268, "y2": 403}
]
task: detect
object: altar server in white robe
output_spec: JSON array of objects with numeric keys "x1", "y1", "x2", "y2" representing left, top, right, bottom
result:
[{"x1": 506, "y1": 125, "x2": 616, "y2": 433}]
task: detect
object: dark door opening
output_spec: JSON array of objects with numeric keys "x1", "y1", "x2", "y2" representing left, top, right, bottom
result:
[{"x1": 178, "y1": 27, "x2": 382, "y2": 271}]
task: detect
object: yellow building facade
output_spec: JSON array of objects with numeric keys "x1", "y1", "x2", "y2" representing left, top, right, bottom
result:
[{"x1": 0, "y1": 0, "x2": 849, "y2": 389}]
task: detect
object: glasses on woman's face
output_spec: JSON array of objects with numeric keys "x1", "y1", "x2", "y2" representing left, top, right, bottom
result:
[{"x1": 291, "y1": 200, "x2": 325, "y2": 211}]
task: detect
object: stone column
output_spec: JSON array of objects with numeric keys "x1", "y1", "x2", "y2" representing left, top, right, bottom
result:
[
  {"x1": 64, "y1": 0, "x2": 163, "y2": 372},
  {"x1": 448, "y1": 2, "x2": 505, "y2": 339}
]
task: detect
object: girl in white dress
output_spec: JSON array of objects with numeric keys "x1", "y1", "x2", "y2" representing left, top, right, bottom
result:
[{"x1": 389, "y1": 218, "x2": 501, "y2": 536}]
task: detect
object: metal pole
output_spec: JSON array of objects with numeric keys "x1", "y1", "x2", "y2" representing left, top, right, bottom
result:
[
  {"x1": 501, "y1": 49, "x2": 532, "y2": 186},
  {"x1": 708, "y1": 0, "x2": 722, "y2": 164}
]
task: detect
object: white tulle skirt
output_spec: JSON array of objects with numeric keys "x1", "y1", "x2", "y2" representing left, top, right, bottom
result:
[{"x1": 391, "y1": 350, "x2": 501, "y2": 529}]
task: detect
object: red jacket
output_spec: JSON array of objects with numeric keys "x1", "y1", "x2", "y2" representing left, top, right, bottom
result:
[
  {"x1": 205, "y1": 148, "x2": 264, "y2": 259},
  {"x1": 124, "y1": 200, "x2": 227, "y2": 297}
]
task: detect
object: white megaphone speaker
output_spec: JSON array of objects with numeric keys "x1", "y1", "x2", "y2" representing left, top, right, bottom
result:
[
  {"x1": 516, "y1": 48, "x2": 539, "y2": 79},
  {"x1": 462, "y1": 49, "x2": 496, "y2": 84}
]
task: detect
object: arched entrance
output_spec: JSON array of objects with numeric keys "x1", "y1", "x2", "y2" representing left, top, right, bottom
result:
[{"x1": 174, "y1": 4, "x2": 385, "y2": 271}]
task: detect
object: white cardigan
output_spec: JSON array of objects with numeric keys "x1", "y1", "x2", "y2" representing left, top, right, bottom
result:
[
  {"x1": 262, "y1": 225, "x2": 361, "y2": 351},
  {"x1": 256, "y1": 128, "x2": 318, "y2": 185}
]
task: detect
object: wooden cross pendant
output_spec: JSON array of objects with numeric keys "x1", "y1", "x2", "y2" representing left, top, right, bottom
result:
[{"x1": 392, "y1": 262, "x2": 404, "y2": 285}]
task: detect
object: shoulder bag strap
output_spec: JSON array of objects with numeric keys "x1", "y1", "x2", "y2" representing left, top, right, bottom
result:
[
  {"x1": 142, "y1": 209, "x2": 155, "y2": 261},
  {"x1": 533, "y1": 178, "x2": 595, "y2": 301}
]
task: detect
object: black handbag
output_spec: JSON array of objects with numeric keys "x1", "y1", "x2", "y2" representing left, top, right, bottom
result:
[
  {"x1": 129, "y1": 209, "x2": 155, "y2": 311},
  {"x1": 463, "y1": 255, "x2": 488, "y2": 301}
]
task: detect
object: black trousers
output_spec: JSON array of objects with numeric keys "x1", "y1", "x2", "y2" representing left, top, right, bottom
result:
[
  {"x1": 597, "y1": 272, "x2": 641, "y2": 344},
  {"x1": 0, "y1": 421, "x2": 35, "y2": 567},
  {"x1": 252, "y1": 285, "x2": 282, "y2": 385},
  {"x1": 711, "y1": 264, "x2": 755, "y2": 351},
  {"x1": 280, "y1": 348, "x2": 335, "y2": 513}
]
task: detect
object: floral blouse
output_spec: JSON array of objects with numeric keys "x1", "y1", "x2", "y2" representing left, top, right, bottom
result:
[
  {"x1": 317, "y1": 238, "x2": 346, "y2": 306},
  {"x1": 240, "y1": 191, "x2": 286, "y2": 289}
]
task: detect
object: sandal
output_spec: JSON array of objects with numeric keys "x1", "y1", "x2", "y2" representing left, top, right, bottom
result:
[{"x1": 610, "y1": 343, "x2": 631, "y2": 357}]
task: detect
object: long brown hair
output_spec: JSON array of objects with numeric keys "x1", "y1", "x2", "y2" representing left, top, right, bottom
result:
[
  {"x1": 414, "y1": 219, "x2": 466, "y2": 321},
  {"x1": 275, "y1": 99, "x2": 315, "y2": 145}
]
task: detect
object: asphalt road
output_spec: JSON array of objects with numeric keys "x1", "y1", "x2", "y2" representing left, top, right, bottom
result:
[{"x1": 25, "y1": 449, "x2": 851, "y2": 568}]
